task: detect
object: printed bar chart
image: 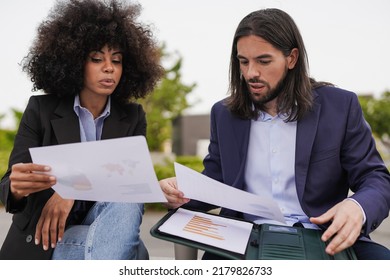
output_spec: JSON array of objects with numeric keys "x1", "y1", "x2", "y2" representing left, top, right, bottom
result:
[
  {"x1": 158, "y1": 208, "x2": 253, "y2": 254},
  {"x1": 183, "y1": 215, "x2": 226, "y2": 240}
]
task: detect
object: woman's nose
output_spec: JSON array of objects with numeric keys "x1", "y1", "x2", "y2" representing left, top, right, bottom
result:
[{"x1": 103, "y1": 62, "x2": 114, "y2": 73}]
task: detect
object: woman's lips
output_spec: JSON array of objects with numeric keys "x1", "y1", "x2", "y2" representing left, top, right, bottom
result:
[{"x1": 99, "y1": 79, "x2": 115, "y2": 87}]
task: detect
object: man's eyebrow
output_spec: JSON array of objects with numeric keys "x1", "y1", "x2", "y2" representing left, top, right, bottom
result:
[{"x1": 237, "y1": 54, "x2": 273, "y2": 59}]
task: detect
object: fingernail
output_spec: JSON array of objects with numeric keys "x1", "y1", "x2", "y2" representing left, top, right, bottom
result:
[
  {"x1": 51, "y1": 243, "x2": 55, "y2": 249},
  {"x1": 49, "y1": 176, "x2": 56, "y2": 181},
  {"x1": 35, "y1": 239, "x2": 39, "y2": 245},
  {"x1": 43, "y1": 245, "x2": 48, "y2": 251},
  {"x1": 43, "y1": 166, "x2": 51, "y2": 171}
]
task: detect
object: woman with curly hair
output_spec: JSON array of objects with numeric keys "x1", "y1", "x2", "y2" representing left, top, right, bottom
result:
[{"x1": 0, "y1": 0, "x2": 164, "y2": 260}]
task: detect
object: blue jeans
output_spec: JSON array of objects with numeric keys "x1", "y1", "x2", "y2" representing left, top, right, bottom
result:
[{"x1": 52, "y1": 202, "x2": 148, "y2": 260}]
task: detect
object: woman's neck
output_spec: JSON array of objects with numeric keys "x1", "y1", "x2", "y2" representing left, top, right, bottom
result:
[{"x1": 79, "y1": 93, "x2": 108, "y2": 119}]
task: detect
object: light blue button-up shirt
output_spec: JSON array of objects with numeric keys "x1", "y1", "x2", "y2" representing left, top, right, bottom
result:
[
  {"x1": 69, "y1": 95, "x2": 111, "y2": 221},
  {"x1": 73, "y1": 95, "x2": 111, "y2": 142},
  {"x1": 243, "y1": 111, "x2": 319, "y2": 229}
]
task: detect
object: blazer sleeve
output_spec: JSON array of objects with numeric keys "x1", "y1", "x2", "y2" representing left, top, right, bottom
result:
[
  {"x1": 0, "y1": 96, "x2": 54, "y2": 213},
  {"x1": 342, "y1": 94, "x2": 390, "y2": 235}
]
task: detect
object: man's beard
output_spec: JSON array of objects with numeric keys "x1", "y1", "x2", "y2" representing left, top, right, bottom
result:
[{"x1": 247, "y1": 69, "x2": 288, "y2": 106}]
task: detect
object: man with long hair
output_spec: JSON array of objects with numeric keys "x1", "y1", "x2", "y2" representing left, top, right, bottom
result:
[{"x1": 160, "y1": 8, "x2": 390, "y2": 259}]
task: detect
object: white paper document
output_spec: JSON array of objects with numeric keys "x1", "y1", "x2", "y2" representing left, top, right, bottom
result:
[
  {"x1": 159, "y1": 208, "x2": 253, "y2": 255},
  {"x1": 29, "y1": 136, "x2": 167, "y2": 203},
  {"x1": 174, "y1": 162, "x2": 285, "y2": 223}
]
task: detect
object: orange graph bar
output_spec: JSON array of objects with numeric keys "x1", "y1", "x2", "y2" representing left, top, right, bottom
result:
[{"x1": 183, "y1": 215, "x2": 226, "y2": 240}]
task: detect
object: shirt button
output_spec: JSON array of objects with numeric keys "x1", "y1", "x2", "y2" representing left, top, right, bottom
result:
[{"x1": 26, "y1": 235, "x2": 33, "y2": 243}]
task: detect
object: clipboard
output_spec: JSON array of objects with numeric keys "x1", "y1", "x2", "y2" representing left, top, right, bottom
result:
[{"x1": 150, "y1": 208, "x2": 357, "y2": 260}]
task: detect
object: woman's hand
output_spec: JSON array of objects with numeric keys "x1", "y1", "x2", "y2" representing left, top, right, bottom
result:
[
  {"x1": 159, "y1": 177, "x2": 190, "y2": 209},
  {"x1": 9, "y1": 163, "x2": 56, "y2": 200},
  {"x1": 35, "y1": 192, "x2": 74, "y2": 250}
]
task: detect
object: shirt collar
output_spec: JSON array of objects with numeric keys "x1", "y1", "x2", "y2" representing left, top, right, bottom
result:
[
  {"x1": 256, "y1": 111, "x2": 290, "y2": 122},
  {"x1": 73, "y1": 95, "x2": 111, "y2": 119}
]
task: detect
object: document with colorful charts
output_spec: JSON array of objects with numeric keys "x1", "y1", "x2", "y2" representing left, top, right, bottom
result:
[
  {"x1": 158, "y1": 208, "x2": 253, "y2": 255},
  {"x1": 29, "y1": 136, "x2": 167, "y2": 203}
]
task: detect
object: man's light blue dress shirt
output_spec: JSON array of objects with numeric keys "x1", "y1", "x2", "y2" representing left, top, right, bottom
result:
[{"x1": 243, "y1": 111, "x2": 319, "y2": 229}]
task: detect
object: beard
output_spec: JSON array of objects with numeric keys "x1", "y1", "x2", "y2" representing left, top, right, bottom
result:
[{"x1": 246, "y1": 68, "x2": 288, "y2": 106}]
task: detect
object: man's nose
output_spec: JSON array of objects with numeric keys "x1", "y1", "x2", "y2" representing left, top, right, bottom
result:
[{"x1": 247, "y1": 62, "x2": 260, "y2": 79}]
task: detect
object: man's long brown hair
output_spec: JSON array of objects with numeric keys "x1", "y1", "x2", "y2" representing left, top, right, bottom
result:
[{"x1": 226, "y1": 8, "x2": 329, "y2": 121}]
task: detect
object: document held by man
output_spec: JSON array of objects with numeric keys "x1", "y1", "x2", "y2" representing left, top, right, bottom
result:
[
  {"x1": 174, "y1": 162, "x2": 286, "y2": 223},
  {"x1": 29, "y1": 136, "x2": 167, "y2": 203}
]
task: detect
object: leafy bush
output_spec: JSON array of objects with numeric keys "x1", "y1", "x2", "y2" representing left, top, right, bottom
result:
[
  {"x1": 0, "y1": 128, "x2": 14, "y2": 181},
  {"x1": 0, "y1": 129, "x2": 14, "y2": 207},
  {"x1": 0, "y1": 149, "x2": 10, "y2": 178},
  {"x1": 154, "y1": 155, "x2": 203, "y2": 180}
]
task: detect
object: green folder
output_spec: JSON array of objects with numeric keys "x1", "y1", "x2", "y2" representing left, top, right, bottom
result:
[{"x1": 150, "y1": 208, "x2": 357, "y2": 260}]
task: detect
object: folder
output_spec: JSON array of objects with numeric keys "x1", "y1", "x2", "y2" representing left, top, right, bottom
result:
[{"x1": 150, "y1": 208, "x2": 357, "y2": 260}]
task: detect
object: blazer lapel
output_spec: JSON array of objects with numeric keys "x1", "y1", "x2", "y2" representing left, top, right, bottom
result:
[
  {"x1": 101, "y1": 102, "x2": 131, "y2": 139},
  {"x1": 51, "y1": 97, "x2": 81, "y2": 144},
  {"x1": 230, "y1": 116, "x2": 251, "y2": 188},
  {"x1": 295, "y1": 91, "x2": 321, "y2": 202}
]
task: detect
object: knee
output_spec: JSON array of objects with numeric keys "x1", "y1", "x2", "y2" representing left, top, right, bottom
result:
[{"x1": 101, "y1": 202, "x2": 144, "y2": 226}]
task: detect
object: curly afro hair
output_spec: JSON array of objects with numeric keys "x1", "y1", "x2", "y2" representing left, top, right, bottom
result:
[{"x1": 23, "y1": 0, "x2": 164, "y2": 104}]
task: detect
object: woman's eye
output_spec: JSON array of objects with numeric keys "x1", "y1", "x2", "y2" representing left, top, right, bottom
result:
[{"x1": 90, "y1": 57, "x2": 102, "y2": 63}]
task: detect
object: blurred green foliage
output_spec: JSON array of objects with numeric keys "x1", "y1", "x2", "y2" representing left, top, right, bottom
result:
[
  {"x1": 0, "y1": 110, "x2": 20, "y2": 178},
  {"x1": 358, "y1": 91, "x2": 390, "y2": 142},
  {"x1": 358, "y1": 91, "x2": 390, "y2": 165},
  {"x1": 139, "y1": 46, "x2": 196, "y2": 152},
  {"x1": 154, "y1": 155, "x2": 204, "y2": 180}
]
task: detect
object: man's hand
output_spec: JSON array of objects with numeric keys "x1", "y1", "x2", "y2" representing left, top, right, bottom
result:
[
  {"x1": 35, "y1": 192, "x2": 74, "y2": 251},
  {"x1": 159, "y1": 177, "x2": 190, "y2": 209},
  {"x1": 310, "y1": 199, "x2": 363, "y2": 255}
]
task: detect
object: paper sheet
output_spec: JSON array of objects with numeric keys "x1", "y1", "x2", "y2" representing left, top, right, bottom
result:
[
  {"x1": 174, "y1": 162, "x2": 285, "y2": 223},
  {"x1": 29, "y1": 136, "x2": 167, "y2": 203},
  {"x1": 159, "y1": 208, "x2": 253, "y2": 255}
]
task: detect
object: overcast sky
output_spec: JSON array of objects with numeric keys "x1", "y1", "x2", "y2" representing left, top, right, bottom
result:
[{"x1": 1, "y1": 0, "x2": 389, "y2": 127}]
